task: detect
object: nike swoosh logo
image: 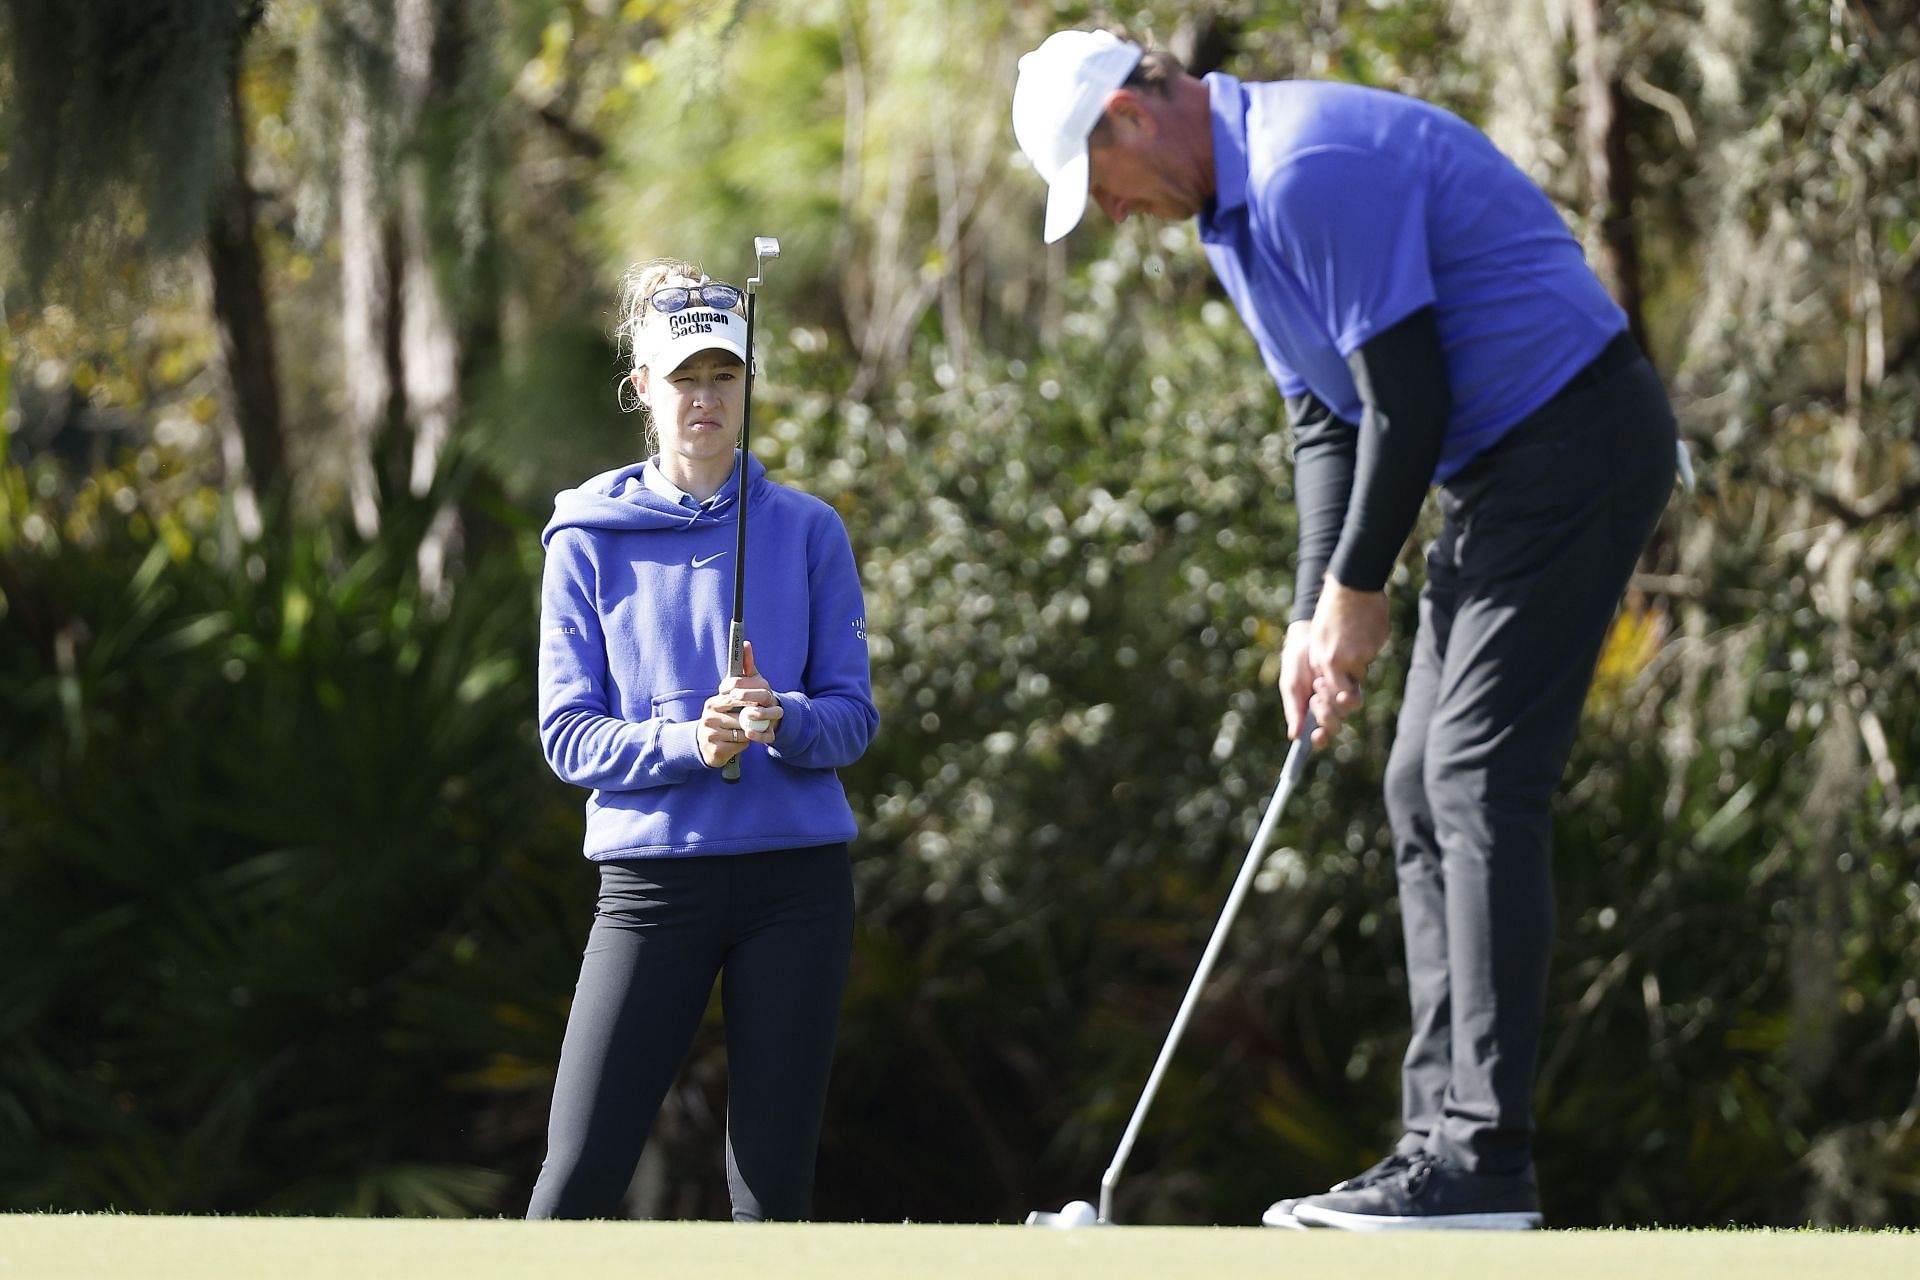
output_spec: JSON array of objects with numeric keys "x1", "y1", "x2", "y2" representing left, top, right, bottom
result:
[{"x1": 691, "y1": 551, "x2": 728, "y2": 568}]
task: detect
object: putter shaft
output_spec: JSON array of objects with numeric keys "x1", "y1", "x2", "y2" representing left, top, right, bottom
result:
[
  {"x1": 1096, "y1": 715, "x2": 1316, "y2": 1225},
  {"x1": 722, "y1": 237, "x2": 778, "y2": 783}
]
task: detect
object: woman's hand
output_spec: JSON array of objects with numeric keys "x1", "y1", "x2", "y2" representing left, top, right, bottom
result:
[{"x1": 699, "y1": 640, "x2": 784, "y2": 768}]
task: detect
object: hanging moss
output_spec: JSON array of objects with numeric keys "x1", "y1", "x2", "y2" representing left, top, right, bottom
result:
[{"x1": 0, "y1": 0, "x2": 246, "y2": 291}]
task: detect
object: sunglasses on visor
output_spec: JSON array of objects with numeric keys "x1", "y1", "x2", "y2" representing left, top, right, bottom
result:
[{"x1": 649, "y1": 283, "x2": 743, "y2": 314}]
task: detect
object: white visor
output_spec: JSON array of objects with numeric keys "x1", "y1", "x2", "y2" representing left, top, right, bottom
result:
[{"x1": 642, "y1": 306, "x2": 749, "y2": 376}]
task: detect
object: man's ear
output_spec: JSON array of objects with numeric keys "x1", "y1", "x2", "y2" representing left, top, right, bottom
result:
[
  {"x1": 1102, "y1": 88, "x2": 1158, "y2": 140},
  {"x1": 629, "y1": 368, "x2": 648, "y2": 399}
]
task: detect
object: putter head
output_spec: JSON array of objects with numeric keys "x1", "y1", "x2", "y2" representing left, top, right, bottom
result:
[
  {"x1": 749, "y1": 236, "x2": 781, "y2": 289},
  {"x1": 1024, "y1": 1199, "x2": 1102, "y2": 1229}
]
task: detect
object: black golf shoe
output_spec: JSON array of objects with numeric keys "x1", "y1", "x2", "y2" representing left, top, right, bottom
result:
[
  {"x1": 1292, "y1": 1153, "x2": 1542, "y2": 1230},
  {"x1": 1259, "y1": 1150, "x2": 1421, "y2": 1229}
]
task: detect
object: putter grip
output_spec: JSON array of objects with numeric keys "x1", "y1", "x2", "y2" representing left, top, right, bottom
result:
[
  {"x1": 721, "y1": 622, "x2": 747, "y2": 784},
  {"x1": 1285, "y1": 710, "x2": 1319, "y2": 782}
]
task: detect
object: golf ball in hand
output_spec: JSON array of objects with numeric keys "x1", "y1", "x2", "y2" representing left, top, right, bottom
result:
[{"x1": 740, "y1": 707, "x2": 775, "y2": 734}]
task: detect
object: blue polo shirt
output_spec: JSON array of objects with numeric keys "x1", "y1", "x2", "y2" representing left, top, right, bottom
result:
[{"x1": 1197, "y1": 73, "x2": 1626, "y2": 481}]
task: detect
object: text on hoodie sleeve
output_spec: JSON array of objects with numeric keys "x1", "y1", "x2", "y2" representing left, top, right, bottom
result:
[{"x1": 766, "y1": 506, "x2": 879, "y2": 771}]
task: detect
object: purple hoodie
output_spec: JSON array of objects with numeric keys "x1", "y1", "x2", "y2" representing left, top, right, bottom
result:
[{"x1": 538, "y1": 451, "x2": 877, "y2": 860}]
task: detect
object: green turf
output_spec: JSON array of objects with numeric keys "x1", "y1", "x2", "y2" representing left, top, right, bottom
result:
[{"x1": 4, "y1": 1215, "x2": 1915, "y2": 1279}]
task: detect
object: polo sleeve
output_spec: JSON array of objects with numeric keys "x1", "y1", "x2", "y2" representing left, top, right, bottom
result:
[
  {"x1": 1203, "y1": 239, "x2": 1309, "y2": 398},
  {"x1": 1256, "y1": 147, "x2": 1436, "y2": 356}
]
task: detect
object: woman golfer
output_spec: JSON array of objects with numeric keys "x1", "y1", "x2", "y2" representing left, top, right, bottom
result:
[{"x1": 526, "y1": 258, "x2": 878, "y2": 1220}]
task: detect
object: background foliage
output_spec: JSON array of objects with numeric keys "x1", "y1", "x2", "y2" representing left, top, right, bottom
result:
[{"x1": 2, "y1": 0, "x2": 1916, "y2": 1228}]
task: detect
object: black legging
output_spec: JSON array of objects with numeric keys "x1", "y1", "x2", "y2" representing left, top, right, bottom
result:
[{"x1": 526, "y1": 843, "x2": 854, "y2": 1221}]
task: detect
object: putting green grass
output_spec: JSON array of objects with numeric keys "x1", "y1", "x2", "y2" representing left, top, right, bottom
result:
[{"x1": 4, "y1": 1215, "x2": 1915, "y2": 1279}]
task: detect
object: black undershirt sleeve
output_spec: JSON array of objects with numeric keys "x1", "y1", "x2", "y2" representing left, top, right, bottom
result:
[
  {"x1": 1286, "y1": 391, "x2": 1355, "y2": 624},
  {"x1": 1287, "y1": 305, "x2": 1452, "y2": 622}
]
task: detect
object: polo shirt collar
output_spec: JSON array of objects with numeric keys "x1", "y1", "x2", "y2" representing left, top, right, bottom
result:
[
  {"x1": 638, "y1": 456, "x2": 735, "y2": 509},
  {"x1": 1199, "y1": 71, "x2": 1249, "y2": 238}
]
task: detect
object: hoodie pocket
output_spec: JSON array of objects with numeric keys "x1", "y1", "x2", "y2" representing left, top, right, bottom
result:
[{"x1": 651, "y1": 688, "x2": 708, "y2": 726}]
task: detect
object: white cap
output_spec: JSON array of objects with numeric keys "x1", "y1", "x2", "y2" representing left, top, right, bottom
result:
[
  {"x1": 641, "y1": 306, "x2": 748, "y2": 375},
  {"x1": 1012, "y1": 30, "x2": 1143, "y2": 243}
]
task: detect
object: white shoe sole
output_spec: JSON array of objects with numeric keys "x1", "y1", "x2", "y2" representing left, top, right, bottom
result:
[
  {"x1": 1260, "y1": 1205, "x2": 1306, "y2": 1229},
  {"x1": 1295, "y1": 1206, "x2": 1542, "y2": 1231}
]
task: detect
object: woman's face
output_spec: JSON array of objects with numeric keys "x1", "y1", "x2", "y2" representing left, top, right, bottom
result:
[{"x1": 635, "y1": 347, "x2": 748, "y2": 469}]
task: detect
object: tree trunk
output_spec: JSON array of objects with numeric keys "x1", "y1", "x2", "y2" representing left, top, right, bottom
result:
[
  {"x1": 393, "y1": 0, "x2": 470, "y2": 602},
  {"x1": 339, "y1": 2, "x2": 393, "y2": 541},
  {"x1": 204, "y1": 19, "x2": 285, "y2": 530},
  {"x1": 1570, "y1": 0, "x2": 1647, "y2": 352},
  {"x1": 1571, "y1": 0, "x2": 1669, "y2": 606},
  {"x1": 395, "y1": 0, "x2": 460, "y2": 502}
]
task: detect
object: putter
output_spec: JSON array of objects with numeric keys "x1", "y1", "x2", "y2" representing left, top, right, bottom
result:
[
  {"x1": 1025, "y1": 712, "x2": 1318, "y2": 1228},
  {"x1": 722, "y1": 235, "x2": 780, "y2": 784}
]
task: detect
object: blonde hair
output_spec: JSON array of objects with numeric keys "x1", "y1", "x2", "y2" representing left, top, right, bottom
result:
[{"x1": 615, "y1": 258, "x2": 697, "y2": 372}]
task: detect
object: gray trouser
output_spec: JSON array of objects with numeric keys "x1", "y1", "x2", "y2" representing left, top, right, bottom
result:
[{"x1": 1384, "y1": 337, "x2": 1675, "y2": 1174}]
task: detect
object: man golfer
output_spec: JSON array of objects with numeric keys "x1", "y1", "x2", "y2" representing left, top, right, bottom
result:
[{"x1": 1012, "y1": 30, "x2": 1677, "y2": 1229}]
